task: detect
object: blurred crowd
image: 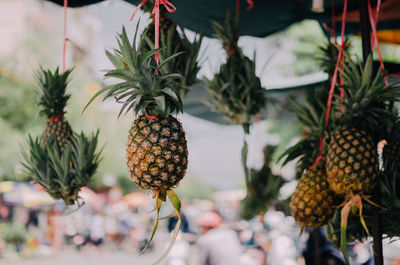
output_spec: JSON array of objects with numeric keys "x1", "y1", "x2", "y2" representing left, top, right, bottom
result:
[{"x1": 0, "y1": 186, "x2": 391, "y2": 265}]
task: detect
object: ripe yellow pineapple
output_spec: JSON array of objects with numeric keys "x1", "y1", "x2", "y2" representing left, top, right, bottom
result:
[
  {"x1": 324, "y1": 54, "x2": 400, "y2": 263},
  {"x1": 290, "y1": 167, "x2": 335, "y2": 228},
  {"x1": 85, "y1": 25, "x2": 187, "y2": 263},
  {"x1": 37, "y1": 68, "x2": 73, "y2": 152},
  {"x1": 127, "y1": 114, "x2": 187, "y2": 192},
  {"x1": 326, "y1": 128, "x2": 379, "y2": 195}
]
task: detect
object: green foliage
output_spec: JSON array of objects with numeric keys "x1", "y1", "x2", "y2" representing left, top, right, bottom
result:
[
  {"x1": 142, "y1": 21, "x2": 203, "y2": 99},
  {"x1": 279, "y1": 89, "x2": 327, "y2": 174},
  {"x1": 0, "y1": 74, "x2": 37, "y2": 131},
  {"x1": 36, "y1": 67, "x2": 72, "y2": 118},
  {"x1": 240, "y1": 146, "x2": 285, "y2": 220},
  {"x1": 85, "y1": 25, "x2": 184, "y2": 118},
  {"x1": 204, "y1": 12, "x2": 266, "y2": 129},
  {"x1": 22, "y1": 131, "x2": 102, "y2": 205},
  {"x1": 331, "y1": 54, "x2": 400, "y2": 140},
  {"x1": 0, "y1": 223, "x2": 28, "y2": 245}
]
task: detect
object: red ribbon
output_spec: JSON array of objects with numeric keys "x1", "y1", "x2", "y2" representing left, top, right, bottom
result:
[
  {"x1": 130, "y1": 0, "x2": 176, "y2": 67},
  {"x1": 236, "y1": 0, "x2": 254, "y2": 13},
  {"x1": 367, "y1": 0, "x2": 388, "y2": 87},
  {"x1": 145, "y1": 114, "x2": 159, "y2": 120},
  {"x1": 49, "y1": 113, "x2": 64, "y2": 123},
  {"x1": 62, "y1": 0, "x2": 69, "y2": 74},
  {"x1": 311, "y1": 0, "x2": 347, "y2": 169}
]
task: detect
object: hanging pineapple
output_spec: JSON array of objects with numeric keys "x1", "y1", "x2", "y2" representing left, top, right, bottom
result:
[
  {"x1": 84, "y1": 25, "x2": 187, "y2": 261},
  {"x1": 204, "y1": 11, "x2": 266, "y2": 187},
  {"x1": 290, "y1": 166, "x2": 336, "y2": 229},
  {"x1": 280, "y1": 89, "x2": 337, "y2": 229},
  {"x1": 37, "y1": 67, "x2": 73, "y2": 152},
  {"x1": 325, "y1": 54, "x2": 400, "y2": 262},
  {"x1": 325, "y1": 54, "x2": 397, "y2": 202},
  {"x1": 205, "y1": 12, "x2": 266, "y2": 132},
  {"x1": 140, "y1": 0, "x2": 203, "y2": 99},
  {"x1": 22, "y1": 68, "x2": 102, "y2": 205},
  {"x1": 240, "y1": 146, "x2": 285, "y2": 220},
  {"x1": 23, "y1": 131, "x2": 101, "y2": 205}
]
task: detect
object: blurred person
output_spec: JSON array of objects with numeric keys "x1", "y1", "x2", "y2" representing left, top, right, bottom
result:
[
  {"x1": 197, "y1": 211, "x2": 245, "y2": 265},
  {"x1": 47, "y1": 206, "x2": 65, "y2": 253},
  {"x1": 89, "y1": 212, "x2": 106, "y2": 249},
  {"x1": 302, "y1": 228, "x2": 346, "y2": 265}
]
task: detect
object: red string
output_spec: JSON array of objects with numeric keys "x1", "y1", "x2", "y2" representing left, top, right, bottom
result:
[
  {"x1": 145, "y1": 114, "x2": 159, "y2": 120},
  {"x1": 49, "y1": 112, "x2": 64, "y2": 123},
  {"x1": 62, "y1": 0, "x2": 68, "y2": 73},
  {"x1": 130, "y1": 0, "x2": 176, "y2": 67},
  {"x1": 367, "y1": 0, "x2": 388, "y2": 87},
  {"x1": 235, "y1": 0, "x2": 254, "y2": 13},
  {"x1": 246, "y1": 0, "x2": 254, "y2": 11},
  {"x1": 311, "y1": 0, "x2": 347, "y2": 169}
]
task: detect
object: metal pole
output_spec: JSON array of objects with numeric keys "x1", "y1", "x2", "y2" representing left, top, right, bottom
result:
[
  {"x1": 358, "y1": 1, "x2": 384, "y2": 264},
  {"x1": 359, "y1": 0, "x2": 371, "y2": 61}
]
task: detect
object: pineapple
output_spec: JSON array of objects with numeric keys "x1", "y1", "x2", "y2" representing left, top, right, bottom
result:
[
  {"x1": 23, "y1": 131, "x2": 102, "y2": 205},
  {"x1": 204, "y1": 12, "x2": 266, "y2": 132},
  {"x1": 36, "y1": 68, "x2": 73, "y2": 152},
  {"x1": 84, "y1": 25, "x2": 187, "y2": 262},
  {"x1": 324, "y1": 54, "x2": 400, "y2": 263},
  {"x1": 326, "y1": 128, "x2": 379, "y2": 195},
  {"x1": 280, "y1": 89, "x2": 337, "y2": 228},
  {"x1": 127, "y1": 114, "x2": 187, "y2": 191},
  {"x1": 325, "y1": 54, "x2": 398, "y2": 196},
  {"x1": 204, "y1": 12, "x2": 266, "y2": 187},
  {"x1": 290, "y1": 166, "x2": 335, "y2": 229}
]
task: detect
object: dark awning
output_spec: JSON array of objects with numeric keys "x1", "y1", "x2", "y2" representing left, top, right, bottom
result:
[{"x1": 45, "y1": 0, "x2": 400, "y2": 38}]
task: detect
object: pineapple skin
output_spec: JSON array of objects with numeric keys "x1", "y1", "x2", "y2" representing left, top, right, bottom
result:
[
  {"x1": 290, "y1": 167, "x2": 335, "y2": 228},
  {"x1": 126, "y1": 115, "x2": 188, "y2": 192},
  {"x1": 41, "y1": 118, "x2": 72, "y2": 152},
  {"x1": 326, "y1": 128, "x2": 379, "y2": 195}
]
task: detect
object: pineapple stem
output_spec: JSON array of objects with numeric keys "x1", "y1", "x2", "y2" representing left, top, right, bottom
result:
[
  {"x1": 340, "y1": 200, "x2": 352, "y2": 265},
  {"x1": 150, "y1": 190, "x2": 182, "y2": 265},
  {"x1": 352, "y1": 194, "x2": 370, "y2": 236},
  {"x1": 140, "y1": 192, "x2": 163, "y2": 255},
  {"x1": 241, "y1": 137, "x2": 249, "y2": 188}
]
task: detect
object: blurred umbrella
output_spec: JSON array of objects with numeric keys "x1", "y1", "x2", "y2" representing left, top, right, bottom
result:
[
  {"x1": 0, "y1": 181, "x2": 14, "y2": 193},
  {"x1": 122, "y1": 192, "x2": 150, "y2": 208},
  {"x1": 2, "y1": 182, "x2": 54, "y2": 207}
]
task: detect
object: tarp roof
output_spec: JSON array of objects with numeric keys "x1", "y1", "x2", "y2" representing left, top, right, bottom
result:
[{"x1": 46, "y1": 0, "x2": 400, "y2": 37}]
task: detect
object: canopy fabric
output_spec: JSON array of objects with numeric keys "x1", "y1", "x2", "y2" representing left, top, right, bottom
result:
[{"x1": 46, "y1": 0, "x2": 400, "y2": 38}]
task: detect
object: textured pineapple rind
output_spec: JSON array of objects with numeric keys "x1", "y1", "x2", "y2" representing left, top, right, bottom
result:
[
  {"x1": 290, "y1": 168, "x2": 335, "y2": 228},
  {"x1": 326, "y1": 128, "x2": 379, "y2": 195},
  {"x1": 41, "y1": 119, "x2": 72, "y2": 152},
  {"x1": 126, "y1": 115, "x2": 188, "y2": 191}
]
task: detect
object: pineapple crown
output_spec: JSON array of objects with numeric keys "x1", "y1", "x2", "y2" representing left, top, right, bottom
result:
[
  {"x1": 142, "y1": 22, "x2": 203, "y2": 99},
  {"x1": 84, "y1": 25, "x2": 184, "y2": 118},
  {"x1": 36, "y1": 67, "x2": 72, "y2": 119},
  {"x1": 317, "y1": 39, "x2": 350, "y2": 78},
  {"x1": 279, "y1": 89, "x2": 327, "y2": 169},
  {"x1": 211, "y1": 11, "x2": 240, "y2": 56},
  {"x1": 330, "y1": 54, "x2": 400, "y2": 139},
  {"x1": 204, "y1": 12, "x2": 266, "y2": 131}
]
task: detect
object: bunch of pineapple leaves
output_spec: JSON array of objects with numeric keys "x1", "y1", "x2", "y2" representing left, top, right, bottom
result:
[
  {"x1": 22, "y1": 131, "x2": 102, "y2": 205},
  {"x1": 84, "y1": 24, "x2": 184, "y2": 118},
  {"x1": 240, "y1": 145, "x2": 285, "y2": 220},
  {"x1": 204, "y1": 11, "x2": 267, "y2": 188},
  {"x1": 142, "y1": 24, "x2": 203, "y2": 99}
]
